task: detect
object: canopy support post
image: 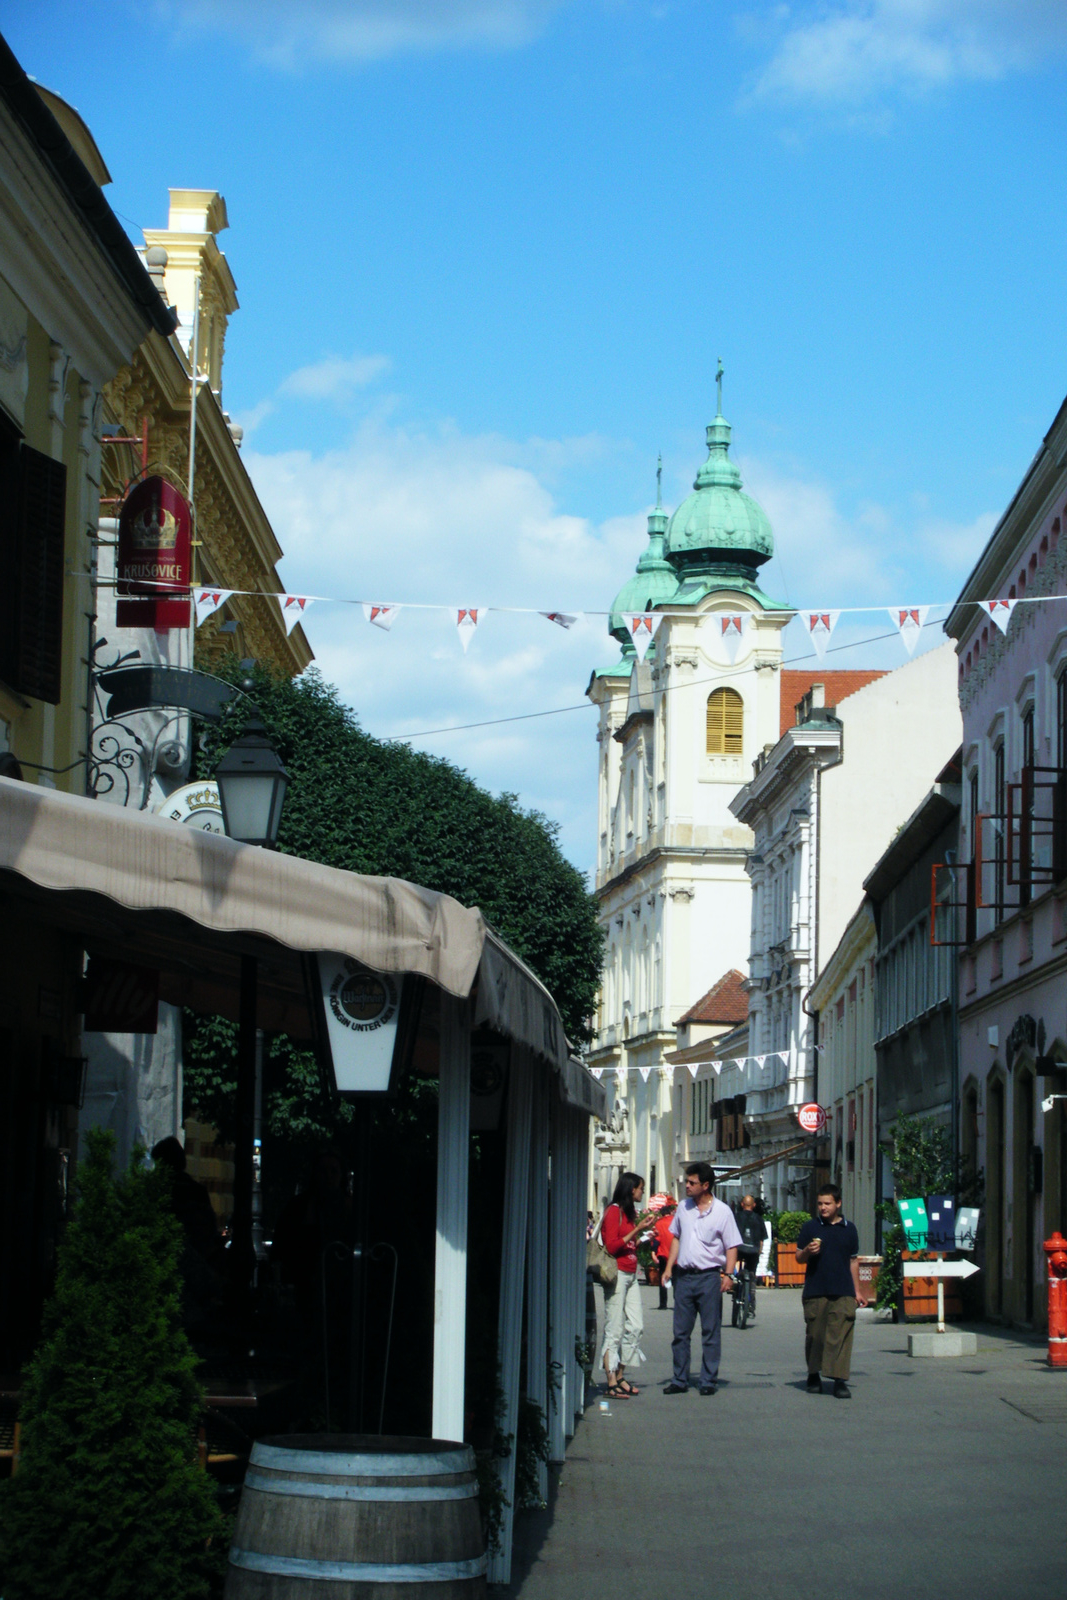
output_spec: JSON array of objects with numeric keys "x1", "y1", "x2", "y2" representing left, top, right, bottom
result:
[
  {"x1": 432, "y1": 993, "x2": 470, "y2": 1442},
  {"x1": 548, "y1": 1088, "x2": 569, "y2": 1463},
  {"x1": 525, "y1": 1064, "x2": 550, "y2": 1506},
  {"x1": 230, "y1": 954, "x2": 257, "y2": 1291},
  {"x1": 487, "y1": 1046, "x2": 533, "y2": 1586}
]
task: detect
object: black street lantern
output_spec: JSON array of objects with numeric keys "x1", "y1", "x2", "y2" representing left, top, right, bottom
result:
[{"x1": 215, "y1": 717, "x2": 289, "y2": 847}]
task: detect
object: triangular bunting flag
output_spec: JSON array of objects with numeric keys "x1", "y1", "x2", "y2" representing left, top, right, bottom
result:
[
  {"x1": 983, "y1": 598, "x2": 1018, "y2": 636},
  {"x1": 710, "y1": 1060, "x2": 721, "y2": 1075},
  {"x1": 806, "y1": 610, "x2": 840, "y2": 660},
  {"x1": 280, "y1": 595, "x2": 313, "y2": 635},
  {"x1": 622, "y1": 612, "x2": 660, "y2": 663},
  {"x1": 192, "y1": 587, "x2": 233, "y2": 626},
  {"x1": 542, "y1": 611, "x2": 582, "y2": 629},
  {"x1": 639, "y1": 1066, "x2": 651, "y2": 1082},
  {"x1": 456, "y1": 607, "x2": 483, "y2": 653},
  {"x1": 687, "y1": 1063, "x2": 700, "y2": 1079},
  {"x1": 717, "y1": 613, "x2": 748, "y2": 664},
  {"x1": 754, "y1": 1054, "x2": 766, "y2": 1068},
  {"x1": 589, "y1": 1067, "x2": 604, "y2": 1080},
  {"x1": 889, "y1": 605, "x2": 929, "y2": 656},
  {"x1": 363, "y1": 603, "x2": 400, "y2": 631}
]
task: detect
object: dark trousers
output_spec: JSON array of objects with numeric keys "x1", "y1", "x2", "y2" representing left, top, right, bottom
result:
[
  {"x1": 657, "y1": 1256, "x2": 669, "y2": 1309},
  {"x1": 672, "y1": 1269, "x2": 723, "y2": 1387},
  {"x1": 804, "y1": 1295, "x2": 857, "y2": 1380}
]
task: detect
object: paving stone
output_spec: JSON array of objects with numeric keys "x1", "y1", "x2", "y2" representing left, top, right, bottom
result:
[{"x1": 504, "y1": 1284, "x2": 1064, "y2": 1599}]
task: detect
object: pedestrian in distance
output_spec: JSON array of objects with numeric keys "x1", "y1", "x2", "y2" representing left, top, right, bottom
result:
[
  {"x1": 795, "y1": 1182, "x2": 868, "y2": 1399},
  {"x1": 662, "y1": 1162, "x2": 741, "y2": 1395},
  {"x1": 600, "y1": 1172, "x2": 653, "y2": 1398},
  {"x1": 653, "y1": 1202, "x2": 676, "y2": 1310},
  {"x1": 734, "y1": 1193, "x2": 767, "y2": 1314}
]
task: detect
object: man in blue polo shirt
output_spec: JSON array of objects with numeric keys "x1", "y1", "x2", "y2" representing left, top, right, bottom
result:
[
  {"x1": 662, "y1": 1162, "x2": 741, "y2": 1396},
  {"x1": 795, "y1": 1183, "x2": 867, "y2": 1399}
]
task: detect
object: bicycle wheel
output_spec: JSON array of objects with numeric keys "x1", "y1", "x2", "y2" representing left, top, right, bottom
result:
[
  {"x1": 738, "y1": 1287, "x2": 750, "y2": 1329},
  {"x1": 731, "y1": 1289, "x2": 742, "y2": 1328}
]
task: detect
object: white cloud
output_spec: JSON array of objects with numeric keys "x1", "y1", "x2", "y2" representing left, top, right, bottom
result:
[
  {"x1": 279, "y1": 353, "x2": 392, "y2": 401},
  {"x1": 745, "y1": 0, "x2": 1067, "y2": 110},
  {"x1": 243, "y1": 416, "x2": 644, "y2": 873},
  {"x1": 154, "y1": 0, "x2": 564, "y2": 67}
]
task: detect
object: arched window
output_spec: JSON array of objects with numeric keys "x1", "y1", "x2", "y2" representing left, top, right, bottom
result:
[{"x1": 706, "y1": 688, "x2": 743, "y2": 755}]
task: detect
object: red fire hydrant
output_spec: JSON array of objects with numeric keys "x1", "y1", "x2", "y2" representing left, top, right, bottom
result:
[{"x1": 1045, "y1": 1232, "x2": 1067, "y2": 1369}]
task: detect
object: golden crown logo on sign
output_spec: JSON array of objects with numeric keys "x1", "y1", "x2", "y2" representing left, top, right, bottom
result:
[{"x1": 129, "y1": 502, "x2": 179, "y2": 550}]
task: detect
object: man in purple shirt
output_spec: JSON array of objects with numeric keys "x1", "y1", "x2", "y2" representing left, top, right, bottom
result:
[{"x1": 662, "y1": 1162, "x2": 741, "y2": 1395}]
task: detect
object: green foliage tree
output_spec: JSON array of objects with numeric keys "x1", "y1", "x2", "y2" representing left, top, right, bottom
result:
[{"x1": 0, "y1": 1130, "x2": 225, "y2": 1600}]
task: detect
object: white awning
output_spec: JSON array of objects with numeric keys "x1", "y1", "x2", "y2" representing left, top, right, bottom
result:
[{"x1": 0, "y1": 777, "x2": 604, "y2": 1109}]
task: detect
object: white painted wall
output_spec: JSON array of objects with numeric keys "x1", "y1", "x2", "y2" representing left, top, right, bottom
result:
[{"x1": 819, "y1": 644, "x2": 962, "y2": 968}]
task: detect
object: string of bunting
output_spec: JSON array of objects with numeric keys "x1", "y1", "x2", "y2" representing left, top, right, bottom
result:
[
  {"x1": 587, "y1": 1045, "x2": 823, "y2": 1082},
  {"x1": 96, "y1": 573, "x2": 1046, "y2": 658}
]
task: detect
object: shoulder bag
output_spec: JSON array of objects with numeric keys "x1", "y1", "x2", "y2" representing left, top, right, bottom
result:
[{"x1": 586, "y1": 1209, "x2": 619, "y2": 1288}]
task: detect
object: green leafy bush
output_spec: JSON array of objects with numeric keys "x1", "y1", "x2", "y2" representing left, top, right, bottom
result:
[
  {"x1": 774, "y1": 1210, "x2": 811, "y2": 1243},
  {"x1": 0, "y1": 1129, "x2": 225, "y2": 1599}
]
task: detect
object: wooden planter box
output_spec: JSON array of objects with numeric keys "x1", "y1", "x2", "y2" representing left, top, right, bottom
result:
[
  {"x1": 902, "y1": 1251, "x2": 963, "y2": 1320},
  {"x1": 857, "y1": 1256, "x2": 882, "y2": 1304},
  {"x1": 773, "y1": 1241, "x2": 806, "y2": 1287}
]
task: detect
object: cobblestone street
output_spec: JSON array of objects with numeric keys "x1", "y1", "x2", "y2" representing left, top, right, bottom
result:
[{"x1": 507, "y1": 1285, "x2": 1067, "y2": 1599}]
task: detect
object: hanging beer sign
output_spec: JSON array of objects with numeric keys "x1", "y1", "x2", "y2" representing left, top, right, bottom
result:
[{"x1": 116, "y1": 475, "x2": 191, "y2": 629}]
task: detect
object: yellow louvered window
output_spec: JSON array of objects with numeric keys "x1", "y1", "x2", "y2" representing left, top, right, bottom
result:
[{"x1": 706, "y1": 688, "x2": 743, "y2": 755}]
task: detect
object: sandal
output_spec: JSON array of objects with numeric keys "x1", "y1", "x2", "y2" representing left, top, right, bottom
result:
[{"x1": 616, "y1": 1379, "x2": 639, "y2": 1396}]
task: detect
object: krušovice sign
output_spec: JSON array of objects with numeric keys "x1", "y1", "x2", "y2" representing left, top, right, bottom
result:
[{"x1": 116, "y1": 475, "x2": 191, "y2": 629}]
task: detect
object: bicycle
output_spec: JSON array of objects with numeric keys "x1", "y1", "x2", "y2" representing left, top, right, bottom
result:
[{"x1": 730, "y1": 1260, "x2": 758, "y2": 1329}]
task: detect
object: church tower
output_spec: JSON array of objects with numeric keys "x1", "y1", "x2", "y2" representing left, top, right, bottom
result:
[{"x1": 587, "y1": 374, "x2": 793, "y2": 1203}]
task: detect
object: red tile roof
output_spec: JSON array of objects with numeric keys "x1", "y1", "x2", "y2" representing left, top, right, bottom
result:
[
  {"x1": 678, "y1": 969, "x2": 748, "y2": 1026},
  {"x1": 778, "y1": 670, "x2": 886, "y2": 738}
]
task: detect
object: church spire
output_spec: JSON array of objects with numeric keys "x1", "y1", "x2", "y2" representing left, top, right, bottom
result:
[{"x1": 643, "y1": 455, "x2": 669, "y2": 548}]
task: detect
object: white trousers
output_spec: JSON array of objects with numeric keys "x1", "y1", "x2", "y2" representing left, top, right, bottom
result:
[{"x1": 601, "y1": 1269, "x2": 645, "y2": 1370}]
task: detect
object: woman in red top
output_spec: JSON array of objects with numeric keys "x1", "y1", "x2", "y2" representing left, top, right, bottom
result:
[{"x1": 600, "y1": 1172, "x2": 649, "y2": 1397}]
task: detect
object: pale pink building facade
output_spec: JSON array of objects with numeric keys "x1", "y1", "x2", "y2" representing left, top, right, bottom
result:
[{"x1": 948, "y1": 391, "x2": 1067, "y2": 1331}]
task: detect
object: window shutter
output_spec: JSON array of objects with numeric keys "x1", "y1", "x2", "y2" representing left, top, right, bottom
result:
[
  {"x1": 706, "y1": 688, "x2": 743, "y2": 755},
  {"x1": 14, "y1": 445, "x2": 67, "y2": 704}
]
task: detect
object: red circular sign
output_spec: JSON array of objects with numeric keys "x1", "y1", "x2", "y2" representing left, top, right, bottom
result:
[{"x1": 798, "y1": 1102, "x2": 826, "y2": 1134}]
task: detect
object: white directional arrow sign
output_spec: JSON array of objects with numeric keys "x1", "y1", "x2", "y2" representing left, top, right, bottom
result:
[{"x1": 903, "y1": 1260, "x2": 980, "y2": 1279}]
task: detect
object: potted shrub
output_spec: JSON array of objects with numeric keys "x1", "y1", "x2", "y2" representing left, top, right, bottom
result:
[
  {"x1": 773, "y1": 1211, "x2": 811, "y2": 1287},
  {"x1": 637, "y1": 1239, "x2": 660, "y2": 1286}
]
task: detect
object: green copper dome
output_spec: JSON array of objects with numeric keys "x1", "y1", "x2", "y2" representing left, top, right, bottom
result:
[
  {"x1": 609, "y1": 464, "x2": 678, "y2": 648},
  {"x1": 665, "y1": 394, "x2": 773, "y2": 581}
]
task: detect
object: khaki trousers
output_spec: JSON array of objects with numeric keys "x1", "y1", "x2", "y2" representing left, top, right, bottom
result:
[{"x1": 804, "y1": 1295, "x2": 856, "y2": 1380}]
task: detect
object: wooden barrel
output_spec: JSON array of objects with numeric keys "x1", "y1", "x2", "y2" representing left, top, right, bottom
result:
[{"x1": 224, "y1": 1434, "x2": 486, "y2": 1598}]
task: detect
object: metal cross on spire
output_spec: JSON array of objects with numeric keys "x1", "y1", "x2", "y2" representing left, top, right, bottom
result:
[
  {"x1": 716, "y1": 357, "x2": 724, "y2": 416},
  {"x1": 656, "y1": 453, "x2": 663, "y2": 509}
]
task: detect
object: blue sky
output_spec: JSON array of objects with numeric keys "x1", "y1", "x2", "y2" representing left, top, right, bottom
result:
[{"x1": 8, "y1": 1, "x2": 1067, "y2": 872}]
